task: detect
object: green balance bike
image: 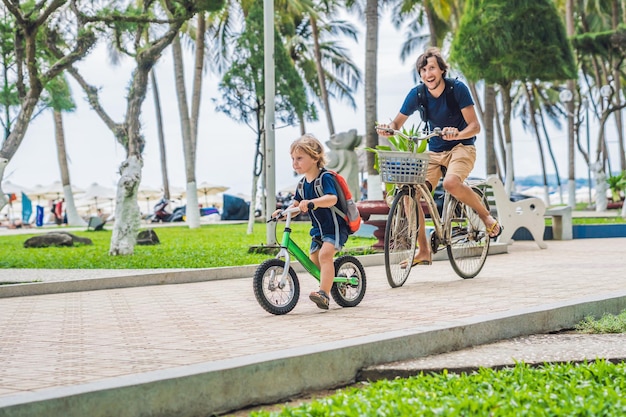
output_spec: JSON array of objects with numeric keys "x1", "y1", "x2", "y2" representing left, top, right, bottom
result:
[{"x1": 253, "y1": 205, "x2": 367, "y2": 315}]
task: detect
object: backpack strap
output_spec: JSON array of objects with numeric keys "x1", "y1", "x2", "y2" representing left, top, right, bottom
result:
[
  {"x1": 296, "y1": 177, "x2": 304, "y2": 201},
  {"x1": 317, "y1": 169, "x2": 348, "y2": 219},
  {"x1": 416, "y1": 77, "x2": 460, "y2": 127},
  {"x1": 296, "y1": 169, "x2": 328, "y2": 201},
  {"x1": 444, "y1": 77, "x2": 460, "y2": 115}
]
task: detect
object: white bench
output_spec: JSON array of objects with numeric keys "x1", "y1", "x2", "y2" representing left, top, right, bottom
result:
[
  {"x1": 545, "y1": 205, "x2": 572, "y2": 240},
  {"x1": 484, "y1": 176, "x2": 547, "y2": 249},
  {"x1": 484, "y1": 176, "x2": 573, "y2": 247}
]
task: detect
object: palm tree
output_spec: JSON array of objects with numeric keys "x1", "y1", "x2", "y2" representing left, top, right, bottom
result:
[
  {"x1": 149, "y1": 70, "x2": 171, "y2": 201},
  {"x1": 170, "y1": 12, "x2": 207, "y2": 229},
  {"x1": 285, "y1": 14, "x2": 362, "y2": 137},
  {"x1": 43, "y1": 76, "x2": 87, "y2": 226}
]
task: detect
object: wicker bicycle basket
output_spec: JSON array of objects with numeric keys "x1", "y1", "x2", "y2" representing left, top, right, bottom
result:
[{"x1": 377, "y1": 151, "x2": 430, "y2": 184}]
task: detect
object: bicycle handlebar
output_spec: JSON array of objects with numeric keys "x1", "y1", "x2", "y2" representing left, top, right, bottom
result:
[
  {"x1": 375, "y1": 126, "x2": 442, "y2": 143},
  {"x1": 268, "y1": 205, "x2": 302, "y2": 223}
]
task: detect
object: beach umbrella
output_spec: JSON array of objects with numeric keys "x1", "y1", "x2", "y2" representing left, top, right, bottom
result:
[
  {"x1": 197, "y1": 182, "x2": 229, "y2": 206},
  {"x1": 138, "y1": 186, "x2": 162, "y2": 213},
  {"x1": 79, "y1": 183, "x2": 116, "y2": 210},
  {"x1": 27, "y1": 184, "x2": 60, "y2": 203},
  {"x1": 41, "y1": 180, "x2": 84, "y2": 200},
  {"x1": 167, "y1": 185, "x2": 187, "y2": 201},
  {"x1": 2, "y1": 181, "x2": 31, "y2": 197},
  {"x1": 1, "y1": 181, "x2": 31, "y2": 221}
]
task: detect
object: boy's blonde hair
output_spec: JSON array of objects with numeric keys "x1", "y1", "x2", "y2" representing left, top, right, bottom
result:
[{"x1": 290, "y1": 134, "x2": 327, "y2": 169}]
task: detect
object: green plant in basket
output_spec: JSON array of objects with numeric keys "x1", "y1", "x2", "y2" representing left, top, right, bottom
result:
[
  {"x1": 367, "y1": 125, "x2": 429, "y2": 198},
  {"x1": 366, "y1": 125, "x2": 427, "y2": 170}
]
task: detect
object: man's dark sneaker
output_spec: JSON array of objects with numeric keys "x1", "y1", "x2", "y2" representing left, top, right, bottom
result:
[{"x1": 309, "y1": 290, "x2": 329, "y2": 310}]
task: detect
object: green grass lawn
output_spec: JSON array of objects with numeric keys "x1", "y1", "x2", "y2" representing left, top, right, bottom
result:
[
  {"x1": 0, "y1": 222, "x2": 377, "y2": 269},
  {"x1": 248, "y1": 360, "x2": 626, "y2": 417},
  {"x1": 243, "y1": 309, "x2": 626, "y2": 417},
  {"x1": 2, "y1": 214, "x2": 623, "y2": 269}
]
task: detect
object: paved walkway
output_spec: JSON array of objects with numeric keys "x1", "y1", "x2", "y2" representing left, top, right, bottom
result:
[{"x1": 1, "y1": 238, "x2": 625, "y2": 416}]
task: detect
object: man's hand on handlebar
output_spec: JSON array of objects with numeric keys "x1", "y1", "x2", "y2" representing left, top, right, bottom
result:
[{"x1": 375, "y1": 123, "x2": 395, "y2": 137}]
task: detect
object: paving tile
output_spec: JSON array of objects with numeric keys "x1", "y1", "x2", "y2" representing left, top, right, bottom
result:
[{"x1": 0, "y1": 239, "x2": 625, "y2": 401}]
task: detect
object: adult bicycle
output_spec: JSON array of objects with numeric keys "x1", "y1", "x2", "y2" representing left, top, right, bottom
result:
[
  {"x1": 375, "y1": 126, "x2": 491, "y2": 287},
  {"x1": 253, "y1": 205, "x2": 367, "y2": 315}
]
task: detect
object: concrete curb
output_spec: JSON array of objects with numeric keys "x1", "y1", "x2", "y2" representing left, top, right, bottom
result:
[
  {"x1": 0, "y1": 244, "x2": 508, "y2": 299},
  {"x1": 1, "y1": 290, "x2": 624, "y2": 417},
  {"x1": 0, "y1": 254, "x2": 380, "y2": 299}
]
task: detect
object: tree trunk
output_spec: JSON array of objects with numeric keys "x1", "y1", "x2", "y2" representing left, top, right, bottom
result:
[
  {"x1": 151, "y1": 70, "x2": 170, "y2": 200},
  {"x1": 425, "y1": 2, "x2": 438, "y2": 47},
  {"x1": 248, "y1": 126, "x2": 264, "y2": 235},
  {"x1": 364, "y1": 0, "x2": 381, "y2": 199},
  {"x1": 109, "y1": 59, "x2": 153, "y2": 255},
  {"x1": 311, "y1": 17, "x2": 334, "y2": 137},
  {"x1": 524, "y1": 86, "x2": 550, "y2": 205},
  {"x1": 483, "y1": 84, "x2": 497, "y2": 176},
  {"x1": 611, "y1": 1, "x2": 625, "y2": 172},
  {"x1": 110, "y1": 155, "x2": 143, "y2": 255},
  {"x1": 53, "y1": 110, "x2": 86, "y2": 226},
  {"x1": 565, "y1": 0, "x2": 576, "y2": 208},
  {"x1": 172, "y1": 34, "x2": 200, "y2": 228},
  {"x1": 538, "y1": 100, "x2": 564, "y2": 205},
  {"x1": 500, "y1": 84, "x2": 515, "y2": 195}
]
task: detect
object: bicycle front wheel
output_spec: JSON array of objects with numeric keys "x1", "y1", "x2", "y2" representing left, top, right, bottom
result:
[
  {"x1": 253, "y1": 259, "x2": 300, "y2": 315},
  {"x1": 445, "y1": 188, "x2": 490, "y2": 279},
  {"x1": 384, "y1": 188, "x2": 419, "y2": 288}
]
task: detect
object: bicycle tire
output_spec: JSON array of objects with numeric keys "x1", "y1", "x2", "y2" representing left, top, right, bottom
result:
[
  {"x1": 253, "y1": 258, "x2": 300, "y2": 315},
  {"x1": 384, "y1": 188, "x2": 419, "y2": 288},
  {"x1": 330, "y1": 255, "x2": 367, "y2": 307},
  {"x1": 445, "y1": 187, "x2": 490, "y2": 279}
]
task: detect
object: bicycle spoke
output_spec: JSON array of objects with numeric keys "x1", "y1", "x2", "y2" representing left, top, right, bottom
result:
[
  {"x1": 445, "y1": 190, "x2": 490, "y2": 279},
  {"x1": 384, "y1": 189, "x2": 419, "y2": 288}
]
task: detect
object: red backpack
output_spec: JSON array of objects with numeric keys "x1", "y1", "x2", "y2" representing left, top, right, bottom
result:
[{"x1": 297, "y1": 169, "x2": 362, "y2": 234}]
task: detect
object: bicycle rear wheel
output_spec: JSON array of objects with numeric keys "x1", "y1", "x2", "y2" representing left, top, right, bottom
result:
[
  {"x1": 445, "y1": 188, "x2": 490, "y2": 279},
  {"x1": 384, "y1": 188, "x2": 419, "y2": 288},
  {"x1": 331, "y1": 255, "x2": 366, "y2": 307}
]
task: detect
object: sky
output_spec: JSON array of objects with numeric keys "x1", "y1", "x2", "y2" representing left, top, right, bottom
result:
[{"x1": 4, "y1": 11, "x2": 618, "y2": 205}]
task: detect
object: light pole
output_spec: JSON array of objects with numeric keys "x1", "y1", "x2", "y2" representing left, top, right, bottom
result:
[{"x1": 264, "y1": 0, "x2": 276, "y2": 245}]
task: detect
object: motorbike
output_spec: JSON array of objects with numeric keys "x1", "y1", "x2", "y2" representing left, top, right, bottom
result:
[{"x1": 150, "y1": 198, "x2": 186, "y2": 222}]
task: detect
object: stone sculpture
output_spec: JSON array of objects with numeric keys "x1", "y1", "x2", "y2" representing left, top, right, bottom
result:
[{"x1": 326, "y1": 129, "x2": 362, "y2": 200}]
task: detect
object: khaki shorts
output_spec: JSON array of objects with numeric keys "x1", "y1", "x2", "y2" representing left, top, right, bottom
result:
[{"x1": 426, "y1": 144, "x2": 476, "y2": 188}]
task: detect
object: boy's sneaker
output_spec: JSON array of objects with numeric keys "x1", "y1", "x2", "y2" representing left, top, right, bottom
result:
[{"x1": 309, "y1": 290, "x2": 329, "y2": 310}]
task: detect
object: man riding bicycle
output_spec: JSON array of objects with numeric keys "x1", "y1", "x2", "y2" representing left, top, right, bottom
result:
[{"x1": 376, "y1": 47, "x2": 502, "y2": 268}]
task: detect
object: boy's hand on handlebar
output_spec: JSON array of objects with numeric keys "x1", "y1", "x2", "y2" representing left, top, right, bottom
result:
[
  {"x1": 298, "y1": 199, "x2": 314, "y2": 213},
  {"x1": 268, "y1": 209, "x2": 283, "y2": 222}
]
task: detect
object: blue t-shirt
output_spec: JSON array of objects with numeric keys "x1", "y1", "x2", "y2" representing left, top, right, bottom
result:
[
  {"x1": 399, "y1": 79, "x2": 476, "y2": 152},
  {"x1": 295, "y1": 172, "x2": 348, "y2": 239}
]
